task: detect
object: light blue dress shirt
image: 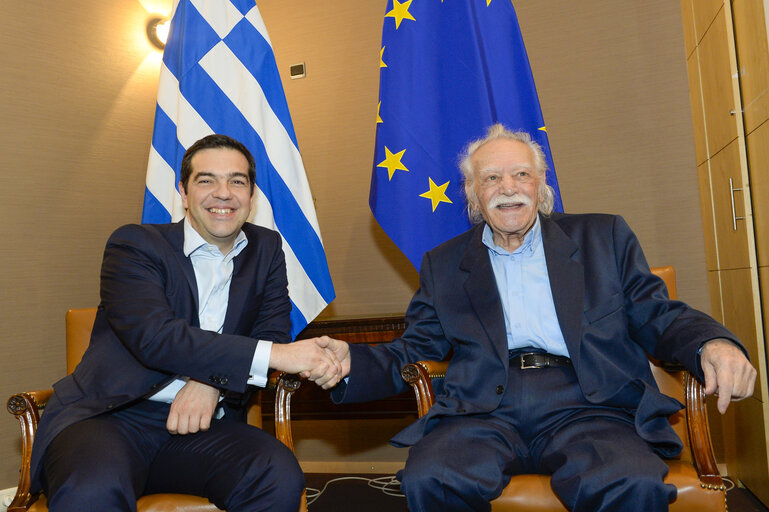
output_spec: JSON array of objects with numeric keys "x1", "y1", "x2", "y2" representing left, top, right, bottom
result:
[
  {"x1": 148, "y1": 218, "x2": 273, "y2": 405},
  {"x1": 482, "y1": 217, "x2": 570, "y2": 357}
]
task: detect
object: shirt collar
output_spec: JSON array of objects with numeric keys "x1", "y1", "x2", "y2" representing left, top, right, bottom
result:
[
  {"x1": 182, "y1": 217, "x2": 248, "y2": 258},
  {"x1": 482, "y1": 215, "x2": 541, "y2": 256}
]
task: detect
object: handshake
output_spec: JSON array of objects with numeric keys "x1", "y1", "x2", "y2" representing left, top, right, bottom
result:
[{"x1": 268, "y1": 336, "x2": 351, "y2": 390}]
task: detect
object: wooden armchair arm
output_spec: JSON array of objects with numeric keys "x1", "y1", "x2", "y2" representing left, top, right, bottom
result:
[
  {"x1": 685, "y1": 372, "x2": 724, "y2": 490},
  {"x1": 269, "y1": 372, "x2": 302, "y2": 452},
  {"x1": 401, "y1": 361, "x2": 448, "y2": 417},
  {"x1": 401, "y1": 361, "x2": 725, "y2": 490},
  {"x1": 268, "y1": 372, "x2": 307, "y2": 512},
  {"x1": 7, "y1": 389, "x2": 54, "y2": 512}
]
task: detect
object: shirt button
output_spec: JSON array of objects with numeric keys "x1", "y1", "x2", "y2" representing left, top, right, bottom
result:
[{"x1": 496, "y1": 385, "x2": 504, "y2": 394}]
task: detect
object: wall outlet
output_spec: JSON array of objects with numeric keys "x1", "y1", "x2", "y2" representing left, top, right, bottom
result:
[{"x1": 0, "y1": 487, "x2": 17, "y2": 512}]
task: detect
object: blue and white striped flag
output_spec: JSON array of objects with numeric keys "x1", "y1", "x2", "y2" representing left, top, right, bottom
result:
[{"x1": 142, "y1": 0, "x2": 335, "y2": 339}]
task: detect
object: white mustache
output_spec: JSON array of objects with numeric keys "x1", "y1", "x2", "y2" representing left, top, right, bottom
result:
[{"x1": 487, "y1": 193, "x2": 532, "y2": 209}]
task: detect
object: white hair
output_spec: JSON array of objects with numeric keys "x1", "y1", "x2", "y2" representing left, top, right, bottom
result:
[{"x1": 459, "y1": 124, "x2": 555, "y2": 223}]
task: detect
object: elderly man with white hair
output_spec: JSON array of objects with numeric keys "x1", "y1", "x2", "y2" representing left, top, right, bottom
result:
[{"x1": 316, "y1": 124, "x2": 755, "y2": 512}]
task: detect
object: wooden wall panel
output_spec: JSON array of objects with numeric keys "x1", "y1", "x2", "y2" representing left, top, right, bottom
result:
[
  {"x1": 686, "y1": 51, "x2": 708, "y2": 165},
  {"x1": 698, "y1": 8, "x2": 739, "y2": 157},
  {"x1": 681, "y1": 0, "x2": 697, "y2": 58},
  {"x1": 708, "y1": 140, "x2": 752, "y2": 269},
  {"x1": 747, "y1": 121, "x2": 769, "y2": 267},
  {"x1": 732, "y1": 0, "x2": 769, "y2": 135},
  {"x1": 692, "y1": 0, "x2": 724, "y2": 44},
  {"x1": 685, "y1": 0, "x2": 769, "y2": 498},
  {"x1": 762, "y1": 267, "x2": 769, "y2": 390},
  {"x1": 698, "y1": 161, "x2": 719, "y2": 271},
  {"x1": 734, "y1": 396, "x2": 769, "y2": 505},
  {"x1": 718, "y1": 268, "x2": 763, "y2": 401},
  {"x1": 707, "y1": 271, "x2": 725, "y2": 323}
]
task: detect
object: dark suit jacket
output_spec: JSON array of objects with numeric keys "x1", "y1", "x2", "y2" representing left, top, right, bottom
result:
[
  {"x1": 333, "y1": 213, "x2": 740, "y2": 457},
  {"x1": 31, "y1": 221, "x2": 291, "y2": 492}
]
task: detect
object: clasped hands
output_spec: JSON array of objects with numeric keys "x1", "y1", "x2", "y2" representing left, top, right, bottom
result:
[
  {"x1": 166, "y1": 336, "x2": 351, "y2": 435},
  {"x1": 268, "y1": 336, "x2": 350, "y2": 389}
]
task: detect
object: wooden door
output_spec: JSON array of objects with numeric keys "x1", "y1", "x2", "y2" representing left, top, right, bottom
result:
[{"x1": 682, "y1": 0, "x2": 769, "y2": 504}]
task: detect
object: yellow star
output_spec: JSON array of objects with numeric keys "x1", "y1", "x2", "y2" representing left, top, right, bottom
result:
[
  {"x1": 385, "y1": 0, "x2": 416, "y2": 29},
  {"x1": 377, "y1": 146, "x2": 409, "y2": 180},
  {"x1": 380, "y1": 46, "x2": 387, "y2": 68},
  {"x1": 539, "y1": 126, "x2": 547, "y2": 132},
  {"x1": 487, "y1": 0, "x2": 492, "y2": 5},
  {"x1": 376, "y1": 102, "x2": 383, "y2": 124},
  {"x1": 419, "y1": 177, "x2": 453, "y2": 212}
]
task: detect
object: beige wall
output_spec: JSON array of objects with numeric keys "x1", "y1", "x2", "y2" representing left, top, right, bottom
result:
[
  {"x1": 515, "y1": 1, "x2": 708, "y2": 307},
  {"x1": 0, "y1": 0, "x2": 706, "y2": 488}
]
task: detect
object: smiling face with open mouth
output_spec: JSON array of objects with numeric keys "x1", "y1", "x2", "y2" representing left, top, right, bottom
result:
[
  {"x1": 180, "y1": 147, "x2": 255, "y2": 253},
  {"x1": 471, "y1": 138, "x2": 541, "y2": 252}
]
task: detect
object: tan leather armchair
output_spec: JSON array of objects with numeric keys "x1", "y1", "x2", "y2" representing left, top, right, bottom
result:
[
  {"x1": 400, "y1": 266, "x2": 728, "y2": 512},
  {"x1": 6, "y1": 308, "x2": 307, "y2": 512}
]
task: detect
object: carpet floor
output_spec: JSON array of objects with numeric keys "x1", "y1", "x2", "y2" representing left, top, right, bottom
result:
[{"x1": 304, "y1": 474, "x2": 768, "y2": 512}]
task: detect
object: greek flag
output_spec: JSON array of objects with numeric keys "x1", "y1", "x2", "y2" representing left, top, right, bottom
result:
[
  {"x1": 142, "y1": 0, "x2": 335, "y2": 339},
  {"x1": 371, "y1": 0, "x2": 563, "y2": 269}
]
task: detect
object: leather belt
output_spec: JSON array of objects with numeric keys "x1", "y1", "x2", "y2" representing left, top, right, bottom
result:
[{"x1": 509, "y1": 351, "x2": 571, "y2": 369}]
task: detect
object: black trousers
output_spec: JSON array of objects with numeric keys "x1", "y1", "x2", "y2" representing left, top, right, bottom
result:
[
  {"x1": 41, "y1": 400, "x2": 304, "y2": 512},
  {"x1": 400, "y1": 353, "x2": 676, "y2": 512}
]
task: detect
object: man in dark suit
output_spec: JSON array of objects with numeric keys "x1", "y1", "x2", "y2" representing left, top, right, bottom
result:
[
  {"x1": 317, "y1": 124, "x2": 756, "y2": 511},
  {"x1": 32, "y1": 134, "x2": 342, "y2": 512}
]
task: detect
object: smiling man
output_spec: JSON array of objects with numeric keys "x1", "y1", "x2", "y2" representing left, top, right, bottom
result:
[
  {"x1": 179, "y1": 142, "x2": 255, "y2": 254},
  {"x1": 316, "y1": 124, "x2": 756, "y2": 512},
  {"x1": 31, "y1": 134, "x2": 342, "y2": 512}
]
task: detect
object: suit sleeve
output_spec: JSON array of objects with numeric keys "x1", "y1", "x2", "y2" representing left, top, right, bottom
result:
[
  {"x1": 333, "y1": 251, "x2": 453, "y2": 403},
  {"x1": 611, "y1": 215, "x2": 744, "y2": 380},
  {"x1": 99, "y1": 225, "x2": 259, "y2": 393}
]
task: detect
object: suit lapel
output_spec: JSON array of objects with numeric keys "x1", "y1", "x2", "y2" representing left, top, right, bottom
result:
[
  {"x1": 167, "y1": 221, "x2": 200, "y2": 311},
  {"x1": 540, "y1": 215, "x2": 584, "y2": 367},
  {"x1": 223, "y1": 231, "x2": 253, "y2": 335},
  {"x1": 460, "y1": 224, "x2": 510, "y2": 365}
]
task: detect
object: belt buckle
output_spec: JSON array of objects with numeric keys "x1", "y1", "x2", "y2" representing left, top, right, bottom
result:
[{"x1": 519, "y1": 353, "x2": 543, "y2": 370}]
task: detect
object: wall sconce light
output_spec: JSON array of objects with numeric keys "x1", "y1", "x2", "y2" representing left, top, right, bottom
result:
[{"x1": 147, "y1": 16, "x2": 170, "y2": 50}]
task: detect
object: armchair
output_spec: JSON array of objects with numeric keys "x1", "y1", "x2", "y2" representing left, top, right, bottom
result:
[
  {"x1": 400, "y1": 266, "x2": 728, "y2": 511},
  {"x1": 6, "y1": 308, "x2": 307, "y2": 512}
]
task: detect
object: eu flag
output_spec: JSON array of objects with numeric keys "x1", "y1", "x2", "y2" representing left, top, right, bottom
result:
[
  {"x1": 370, "y1": 0, "x2": 563, "y2": 269},
  {"x1": 142, "y1": 0, "x2": 335, "y2": 339}
]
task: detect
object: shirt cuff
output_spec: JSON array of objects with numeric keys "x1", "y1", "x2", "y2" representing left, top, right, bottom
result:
[{"x1": 247, "y1": 340, "x2": 273, "y2": 387}]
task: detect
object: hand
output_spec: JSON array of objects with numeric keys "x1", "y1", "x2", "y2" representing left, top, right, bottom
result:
[
  {"x1": 166, "y1": 379, "x2": 220, "y2": 435},
  {"x1": 701, "y1": 338, "x2": 756, "y2": 414},
  {"x1": 270, "y1": 338, "x2": 343, "y2": 389},
  {"x1": 314, "y1": 336, "x2": 351, "y2": 385}
]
